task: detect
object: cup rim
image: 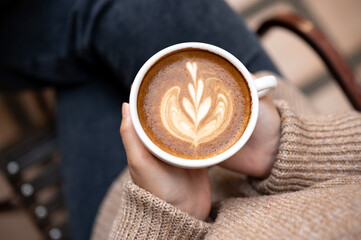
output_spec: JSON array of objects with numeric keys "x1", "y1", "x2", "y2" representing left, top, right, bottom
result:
[{"x1": 129, "y1": 42, "x2": 259, "y2": 168}]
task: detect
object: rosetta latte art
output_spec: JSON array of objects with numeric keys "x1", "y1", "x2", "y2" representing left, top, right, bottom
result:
[{"x1": 160, "y1": 62, "x2": 234, "y2": 147}]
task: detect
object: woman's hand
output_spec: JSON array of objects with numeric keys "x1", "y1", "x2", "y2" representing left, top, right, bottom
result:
[
  {"x1": 220, "y1": 94, "x2": 281, "y2": 178},
  {"x1": 120, "y1": 103, "x2": 211, "y2": 221}
]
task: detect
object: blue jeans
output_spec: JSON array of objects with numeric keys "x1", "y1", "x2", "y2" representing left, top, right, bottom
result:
[{"x1": 1, "y1": 0, "x2": 279, "y2": 239}]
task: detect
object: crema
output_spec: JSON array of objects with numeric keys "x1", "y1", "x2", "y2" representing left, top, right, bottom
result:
[{"x1": 137, "y1": 49, "x2": 251, "y2": 159}]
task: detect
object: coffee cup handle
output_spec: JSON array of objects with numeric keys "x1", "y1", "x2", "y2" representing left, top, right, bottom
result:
[{"x1": 254, "y1": 76, "x2": 278, "y2": 98}]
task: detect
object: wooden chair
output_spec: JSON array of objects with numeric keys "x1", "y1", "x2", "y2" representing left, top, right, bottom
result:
[{"x1": 256, "y1": 13, "x2": 361, "y2": 111}]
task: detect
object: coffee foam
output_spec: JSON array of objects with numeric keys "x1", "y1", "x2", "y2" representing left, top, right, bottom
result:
[
  {"x1": 160, "y1": 61, "x2": 233, "y2": 147},
  {"x1": 138, "y1": 49, "x2": 251, "y2": 159}
]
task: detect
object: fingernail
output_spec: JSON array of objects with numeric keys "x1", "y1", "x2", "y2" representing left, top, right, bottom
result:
[{"x1": 122, "y1": 102, "x2": 130, "y2": 118}]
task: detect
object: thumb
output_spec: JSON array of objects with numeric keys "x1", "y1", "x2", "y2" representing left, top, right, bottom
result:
[
  {"x1": 120, "y1": 103, "x2": 157, "y2": 170},
  {"x1": 120, "y1": 102, "x2": 133, "y2": 146}
]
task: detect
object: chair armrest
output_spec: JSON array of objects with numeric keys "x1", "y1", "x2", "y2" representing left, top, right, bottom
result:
[{"x1": 257, "y1": 13, "x2": 361, "y2": 111}]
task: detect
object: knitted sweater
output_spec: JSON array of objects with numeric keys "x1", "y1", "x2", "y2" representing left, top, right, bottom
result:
[{"x1": 92, "y1": 81, "x2": 361, "y2": 239}]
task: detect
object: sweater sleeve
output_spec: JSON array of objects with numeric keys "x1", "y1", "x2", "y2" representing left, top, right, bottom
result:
[
  {"x1": 108, "y1": 180, "x2": 211, "y2": 240},
  {"x1": 253, "y1": 100, "x2": 361, "y2": 194}
]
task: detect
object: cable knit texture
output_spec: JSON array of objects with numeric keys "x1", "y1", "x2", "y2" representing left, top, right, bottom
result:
[
  {"x1": 253, "y1": 100, "x2": 361, "y2": 194},
  {"x1": 92, "y1": 83, "x2": 361, "y2": 239},
  {"x1": 108, "y1": 180, "x2": 211, "y2": 240}
]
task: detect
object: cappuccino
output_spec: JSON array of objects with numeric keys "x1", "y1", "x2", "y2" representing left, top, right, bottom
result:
[{"x1": 137, "y1": 49, "x2": 251, "y2": 159}]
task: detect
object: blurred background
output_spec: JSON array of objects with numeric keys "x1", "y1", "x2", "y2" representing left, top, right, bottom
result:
[{"x1": 1, "y1": 0, "x2": 361, "y2": 239}]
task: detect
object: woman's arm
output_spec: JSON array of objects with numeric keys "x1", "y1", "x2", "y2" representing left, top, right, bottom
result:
[
  {"x1": 103, "y1": 96, "x2": 361, "y2": 238},
  {"x1": 253, "y1": 100, "x2": 361, "y2": 194}
]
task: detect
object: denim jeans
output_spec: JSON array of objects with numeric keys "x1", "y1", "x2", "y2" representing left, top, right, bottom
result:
[{"x1": 1, "y1": 0, "x2": 279, "y2": 239}]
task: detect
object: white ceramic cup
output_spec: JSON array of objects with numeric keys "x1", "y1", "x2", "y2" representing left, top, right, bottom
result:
[{"x1": 129, "y1": 42, "x2": 277, "y2": 168}]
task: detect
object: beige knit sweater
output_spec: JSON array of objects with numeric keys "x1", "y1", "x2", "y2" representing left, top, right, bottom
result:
[{"x1": 92, "y1": 80, "x2": 361, "y2": 240}]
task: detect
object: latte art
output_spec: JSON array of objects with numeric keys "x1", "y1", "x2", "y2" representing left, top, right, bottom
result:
[
  {"x1": 161, "y1": 62, "x2": 233, "y2": 146},
  {"x1": 138, "y1": 49, "x2": 251, "y2": 159}
]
